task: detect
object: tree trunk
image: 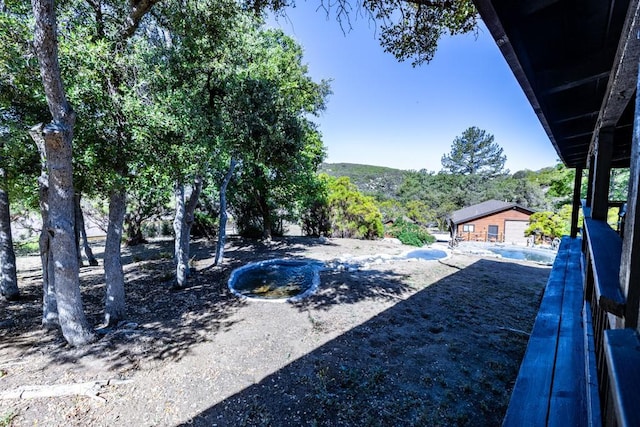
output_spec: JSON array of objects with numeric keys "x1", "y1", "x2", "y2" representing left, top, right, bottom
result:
[
  {"x1": 215, "y1": 158, "x2": 237, "y2": 266},
  {"x1": 260, "y1": 194, "x2": 272, "y2": 241},
  {"x1": 103, "y1": 187, "x2": 126, "y2": 326},
  {"x1": 74, "y1": 194, "x2": 82, "y2": 266},
  {"x1": 31, "y1": 0, "x2": 94, "y2": 346},
  {"x1": 75, "y1": 194, "x2": 98, "y2": 266},
  {"x1": 173, "y1": 177, "x2": 203, "y2": 288},
  {"x1": 40, "y1": 221, "x2": 57, "y2": 329},
  {"x1": 124, "y1": 215, "x2": 146, "y2": 246},
  {"x1": 0, "y1": 168, "x2": 19, "y2": 301},
  {"x1": 30, "y1": 126, "x2": 58, "y2": 328}
]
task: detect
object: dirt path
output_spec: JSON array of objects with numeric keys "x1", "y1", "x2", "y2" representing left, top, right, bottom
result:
[{"x1": 0, "y1": 237, "x2": 550, "y2": 426}]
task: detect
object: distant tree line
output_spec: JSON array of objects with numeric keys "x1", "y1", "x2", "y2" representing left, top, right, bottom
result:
[{"x1": 324, "y1": 127, "x2": 580, "y2": 235}]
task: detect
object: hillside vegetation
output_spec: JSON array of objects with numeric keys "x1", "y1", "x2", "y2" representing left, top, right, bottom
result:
[
  {"x1": 319, "y1": 163, "x2": 409, "y2": 199},
  {"x1": 319, "y1": 162, "x2": 582, "y2": 234},
  {"x1": 320, "y1": 162, "x2": 574, "y2": 204}
]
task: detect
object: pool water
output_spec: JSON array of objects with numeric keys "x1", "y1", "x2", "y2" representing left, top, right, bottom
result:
[
  {"x1": 488, "y1": 247, "x2": 556, "y2": 264},
  {"x1": 405, "y1": 249, "x2": 448, "y2": 261},
  {"x1": 229, "y1": 260, "x2": 321, "y2": 301}
]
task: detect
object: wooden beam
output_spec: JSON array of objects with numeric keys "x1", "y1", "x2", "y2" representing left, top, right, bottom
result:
[
  {"x1": 588, "y1": 0, "x2": 640, "y2": 157},
  {"x1": 586, "y1": 154, "x2": 595, "y2": 208},
  {"x1": 590, "y1": 128, "x2": 614, "y2": 221},
  {"x1": 545, "y1": 71, "x2": 611, "y2": 95},
  {"x1": 619, "y1": 57, "x2": 640, "y2": 330},
  {"x1": 571, "y1": 167, "x2": 583, "y2": 238},
  {"x1": 473, "y1": 0, "x2": 562, "y2": 164}
]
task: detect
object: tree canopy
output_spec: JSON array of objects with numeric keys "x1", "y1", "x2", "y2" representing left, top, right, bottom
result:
[
  {"x1": 441, "y1": 126, "x2": 507, "y2": 177},
  {"x1": 261, "y1": 0, "x2": 478, "y2": 66}
]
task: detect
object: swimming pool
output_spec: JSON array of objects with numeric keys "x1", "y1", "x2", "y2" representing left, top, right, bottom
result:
[
  {"x1": 405, "y1": 248, "x2": 448, "y2": 261},
  {"x1": 487, "y1": 247, "x2": 556, "y2": 264}
]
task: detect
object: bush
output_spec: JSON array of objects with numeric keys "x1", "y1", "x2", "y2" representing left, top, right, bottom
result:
[
  {"x1": 387, "y1": 218, "x2": 435, "y2": 247},
  {"x1": 14, "y1": 238, "x2": 40, "y2": 256},
  {"x1": 191, "y1": 211, "x2": 218, "y2": 239},
  {"x1": 142, "y1": 222, "x2": 158, "y2": 238},
  {"x1": 327, "y1": 176, "x2": 384, "y2": 240},
  {"x1": 301, "y1": 199, "x2": 330, "y2": 237},
  {"x1": 160, "y1": 220, "x2": 173, "y2": 236},
  {"x1": 300, "y1": 178, "x2": 331, "y2": 237}
]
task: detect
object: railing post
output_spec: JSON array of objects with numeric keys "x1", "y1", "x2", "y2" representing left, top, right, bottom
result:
[
  {"x1": 619, "y1": 58, "x2": 640, "y2": 331},
  {"x1": 571, "y1": 167, "x2": 583, "y2": 238},
  {"x1": 586, "y1": 155, "x2": 595, "y2": 209},
  {"x1": 591, "y1": 128, "x2": 614, "y2": 221}
]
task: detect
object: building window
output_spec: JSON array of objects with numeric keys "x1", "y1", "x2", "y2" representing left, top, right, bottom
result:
[
  {"x1": 462, "y1": 224, "x2": 475, "y2": 232},
  {"x1": 488, "y1": 225, "x2": 499, "y2": 240}
]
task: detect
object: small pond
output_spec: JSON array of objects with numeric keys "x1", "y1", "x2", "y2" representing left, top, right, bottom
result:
[
  {"x1": 488, "y1": 247, "x2": 556, "y2": 264},
  {"x1": 228, "y1": 259, "x2": 322, "y2": 302},
  {"x1": 405, "y1": 248, "x2": 448, "y2": 261}
]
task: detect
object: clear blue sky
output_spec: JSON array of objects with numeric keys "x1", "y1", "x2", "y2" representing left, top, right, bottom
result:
[{"x1": 268, "y1": 4, "x2": 560, "y2": 173}]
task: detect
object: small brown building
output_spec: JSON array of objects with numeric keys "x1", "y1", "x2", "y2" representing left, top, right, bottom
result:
[{"x1": 448, "y1": 200, "x2": 535, "y2": 245}]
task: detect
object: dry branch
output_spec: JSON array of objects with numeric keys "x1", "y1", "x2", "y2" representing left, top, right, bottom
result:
[{"x1": 497, "y1": 326, "x2": 531, "y2": 336}]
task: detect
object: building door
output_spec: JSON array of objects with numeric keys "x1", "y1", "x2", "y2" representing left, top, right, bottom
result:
[
  {"x1": 488, "y1": 225, "x2": 499, "y2": 241},
  {"x1": 504, "y1": 220, "x2": 529, "y2": 245}
]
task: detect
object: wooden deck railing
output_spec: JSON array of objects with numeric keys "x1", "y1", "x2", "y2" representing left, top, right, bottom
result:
[
  {"x1": 504, "y1": 212, "x2": 640, "y2": 426},
  {"x1": 457, "y1": 231, "x2": 504, "y2": 242},
  {"x1": 503, "y1": 237, "x2": 597, "y2": 426},
  {"x1": 582, "y1": 216, "x2": 640, "y2": 427}
]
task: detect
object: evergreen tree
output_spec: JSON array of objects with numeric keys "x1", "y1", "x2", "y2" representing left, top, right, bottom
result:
[{"x1": 441, "y1": 127, "x2": 507, "y2": 177}]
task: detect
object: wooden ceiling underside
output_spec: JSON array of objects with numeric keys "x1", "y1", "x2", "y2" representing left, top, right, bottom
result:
[{"x1": 474, "y1": 0, "x2": 640, "y2": 168}]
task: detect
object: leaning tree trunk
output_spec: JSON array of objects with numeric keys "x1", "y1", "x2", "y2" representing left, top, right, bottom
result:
[
  {"x1": 215, "y1": 158, "x2": 237, "y2": 266},
  {"x1": 173, "y1": 177, "x2": 203, "y2": 288},
  {"x1": 30, "y1": 125, "x2": 57, "y2": 328},
  {"x1": 0, "y1": 168, "x2": 19, "y2": 301},
  {"x1": 75, "y1": 194, "x2": 98, "y2": 266},
  {"x1": 103, "y1": 187, "x2": 126, "y2": 326},
  {"x1": 31, "y1": 0, "x2": 94, "y2": 346}
]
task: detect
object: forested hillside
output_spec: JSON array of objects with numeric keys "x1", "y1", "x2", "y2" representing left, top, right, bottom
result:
[
  {"x1": 319, "y1": 161, "x2": 579, "y2": 231},
  {"x1": 319, "y1": 163, "x2": 409, "y2": 199},
  {"x1": 321, "y1": 162, "x2": 574, "y2": 204}
]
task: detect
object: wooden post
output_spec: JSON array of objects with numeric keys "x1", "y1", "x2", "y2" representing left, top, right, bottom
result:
[
  {"x1": 586, "y1": 154, "x2": 595, "y2": 210},
  {"x1": 620, "y1": 62, "x2": 640, "y2": 331},
  {"x1": 571, "y1": 167, "x2": 583, "y2": 238},
  {"x1": 591, "y1": 128, "x2": 614, "y2": 221}
]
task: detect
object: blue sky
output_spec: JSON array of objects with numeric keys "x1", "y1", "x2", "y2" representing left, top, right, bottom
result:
[{"x1": 268, "y1": 4, "x2": 560, "y2": 173}]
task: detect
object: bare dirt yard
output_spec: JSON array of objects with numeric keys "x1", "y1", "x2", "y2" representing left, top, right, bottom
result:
[{"x1": 0, "y1": 236, "x2": 550, "y2": 426}]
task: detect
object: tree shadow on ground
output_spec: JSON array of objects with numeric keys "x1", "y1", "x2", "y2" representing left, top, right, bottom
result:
[
  {"x1": 0, "y1": 236, "x2": 361, "y2": 375},
  {"x1": 0, "y1": 239, "x2": 246, "y2": 372},
  {"x1": 178, "y1": 259, "x2": 550, "y2": 427},
  {"x1": 292, "y1": 267, "x2": 413, "y2": 311}
]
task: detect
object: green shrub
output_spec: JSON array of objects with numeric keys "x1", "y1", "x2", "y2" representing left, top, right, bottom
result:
[
  {"x1": 160, "y1": 220, "x2": 173, "y2": 236},
  {"x1": 300, "y1": 177, "x2": 331, "y2": 237},
  {"x1": 14, "y1": 238, "x2": 40, "y2": 256},
  {"x1": 191, "y1": 211, "x2": 218, "y2": 239},
  {"x1": 326, "y1": 176, "x2": 384, "y2": 240},
  {"x1": 387, "y1": 218, "x2": 435, "y2": 247},
  {"x1": 142, "y1": 222, "x2": 158, "y2": 238}
]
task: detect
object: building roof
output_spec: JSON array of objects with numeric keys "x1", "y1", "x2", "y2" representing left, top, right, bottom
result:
[
  {"x1": 449, "y1": 200, "x2": 535, "y2": 225},
  {"x1": 473, "y1": 0, "x2": 640, "y2": 169}
]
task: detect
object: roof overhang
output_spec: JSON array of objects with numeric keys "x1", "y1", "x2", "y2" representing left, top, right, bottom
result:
[
  {"x1": 474, "y1": 0, "x2": 640, "y2": 169},
  {"x1": 451, "y1": 201, "x2": 535, "y2": 225}
]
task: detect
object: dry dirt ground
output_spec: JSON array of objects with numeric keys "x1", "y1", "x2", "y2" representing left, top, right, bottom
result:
[{"x1": 0, "y1": 236, "x2": 550, "y2": 426}]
